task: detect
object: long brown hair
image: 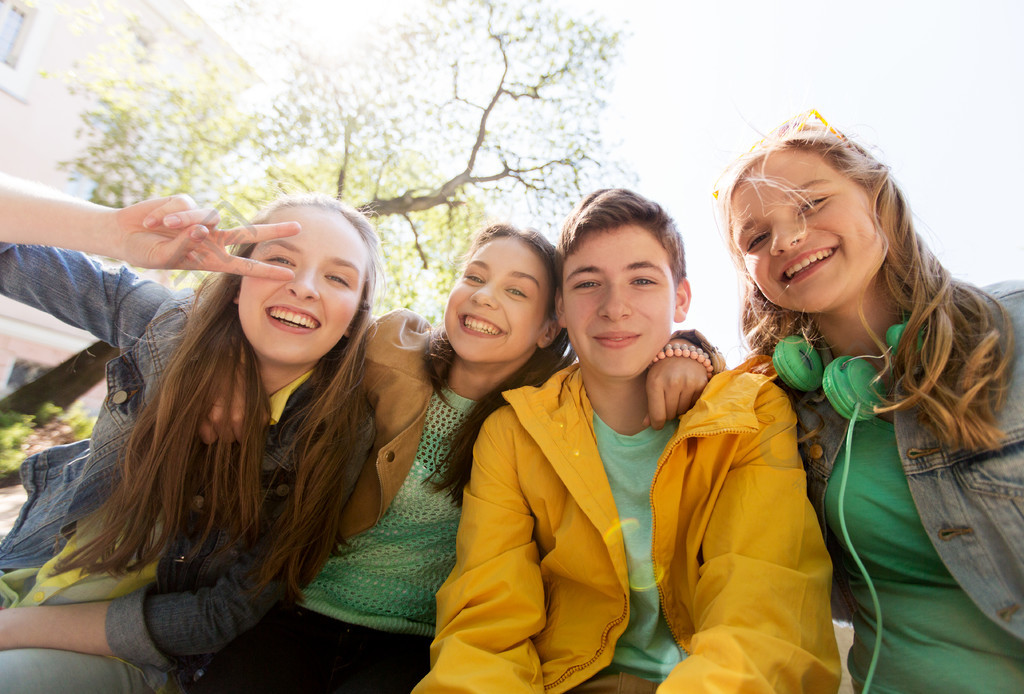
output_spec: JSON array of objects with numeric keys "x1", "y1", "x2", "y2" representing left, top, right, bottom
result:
[
  {"x1": 715, "y1": 124, "x2": 1012, "y2": 451},
  {"x1": 429, "y1": 223, "x2": 574, "y2": 502},
  {"x1": 60, "y1": 194, "x2": 383, "y2": 601}
]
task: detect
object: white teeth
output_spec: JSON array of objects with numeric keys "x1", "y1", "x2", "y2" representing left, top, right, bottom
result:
[
  {"x1": 785, "y1": 249, "x2": 833, "y2": 279},
  {"x1": 269, "y1": 307, "x2": 320, "y2": 329},
  {"x1": 464, "y1": 316, "x2": 501, "y2": 335}
]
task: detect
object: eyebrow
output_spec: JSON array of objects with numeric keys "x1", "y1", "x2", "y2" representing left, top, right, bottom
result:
[
  {"x1": 565, "y1": 260, "x2": 663, "y2": 281},
  {"x1": 466, "y1": 259, "x2": 542, "y2": 288},
  {"x1": 258, "y1": 240, "x2": 360, "y2": 272},
  {"x1": 733, "y1": 178, "x2": 833, "y2": 237}
]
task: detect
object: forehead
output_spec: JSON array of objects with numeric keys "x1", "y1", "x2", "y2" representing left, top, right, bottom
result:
[
  {"x1": 257, "y1": 206, "x2": 368, "y2": 267},
  {"x1": 733, "y1": 150, "x2": 836, "y2": 201},
  {"x1": 469, "y1": 236, "x2": 550, "y2": 284},
  {"x1": 562, "y1": 225, "x2": 669, "y2": 275}
]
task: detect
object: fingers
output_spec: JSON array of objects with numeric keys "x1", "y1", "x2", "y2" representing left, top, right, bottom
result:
[
  {"x1": 152, "y1": 206, "x2": 221, "y2": 231},
  {"x1": 646, "y1": 381, "x2": 669, "y2": 431},
  {"x1": 209, "y1": 221, "x2": 301, "y2": 246},
  {"x1": 219, "y1": 255, "x2": 296, "y2": 280},
  {"x1": 229, "y1": 391, "x2": 246, "y2": 442},
  {"x1": 140, "y1": 195, "x2": 201, "y2": 228},
  {"x1": 200, "y1": 399, "x2": 244, "y2": 445}
]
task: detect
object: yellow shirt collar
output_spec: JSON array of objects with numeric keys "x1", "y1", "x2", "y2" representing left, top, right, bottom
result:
[{"x1": 269, "y1": 371, "x2": 312, "y2": 424}]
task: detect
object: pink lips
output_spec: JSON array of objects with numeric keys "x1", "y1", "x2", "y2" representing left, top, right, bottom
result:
[{"x1": 593, "y1": 333, "x2": 639, "y2": 349}]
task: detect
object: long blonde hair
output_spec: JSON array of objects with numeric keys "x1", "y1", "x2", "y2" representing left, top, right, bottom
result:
[
  {"x1": 716, "y1": 124, "x2": 1012, "y2": 451},
  {"x1": 61, "y1": 194, "x2": 383, "y2": 601}
]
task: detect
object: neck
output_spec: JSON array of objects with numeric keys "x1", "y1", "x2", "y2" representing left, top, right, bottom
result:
[
  {"x1": 581, "y1": 370, "x2": 648, "y2": 436},
  {"x1": 447, "y1": 358, "x2": 519, "y2": 401},
  {"x1": 817, "y1": 284, "x2": 900, "y2": 358}
]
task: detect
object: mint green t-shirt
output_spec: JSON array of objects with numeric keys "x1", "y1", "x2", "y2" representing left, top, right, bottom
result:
[
  {"x1": 594, "y1": 414, "x2": 685, "y2": 683},
  {"x1": 825, "y1": 416, "x2": 1024, "y2": 692},
  {"x1": 301, "y1": 389, "x2": 472, "y2": 636}
]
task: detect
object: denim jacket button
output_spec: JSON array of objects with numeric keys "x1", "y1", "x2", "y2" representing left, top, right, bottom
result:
[
  {"x1": 192, "y1": 495, "x2": 205, "y2": 510},
  {"x1": 808, "y1": 443, "x2": 824, "y2": 460},
  {"x1": 111, "y1": 390, "x2": 129, "y2": 405},
  {"x1": 275, "y1": 484, "x2": 290, "y2": 497}
]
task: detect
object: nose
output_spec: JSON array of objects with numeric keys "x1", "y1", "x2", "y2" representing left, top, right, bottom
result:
[
  {"x1": 287, "y1": 270, "x2": 319, "y2": 300},
  {"x1": 598, "y1": 284, "x2": 630, "y2": 321},
  {"x1": 769, "y1": 218, "x2": 807, "y2": 255},
  {"x1": 471, "y1": 285, "x2": 497, "y2": 309}
]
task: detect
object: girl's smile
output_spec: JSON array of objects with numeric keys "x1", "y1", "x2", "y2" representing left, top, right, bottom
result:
[{"x1": 267, "y1": 305, "x2": 321, "y2": 330}]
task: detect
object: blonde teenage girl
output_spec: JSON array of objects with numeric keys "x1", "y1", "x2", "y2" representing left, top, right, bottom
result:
[
  {"x1": 0, "y1": 182, "x2": 383, "y2": 693},
  {"x1": 714, "y1": 111, "x2": 1024, "y2": 692}
]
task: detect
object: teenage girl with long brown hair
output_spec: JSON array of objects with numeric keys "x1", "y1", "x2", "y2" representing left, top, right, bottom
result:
[{"x1": 0, "y1": 179, "x2": 384, "y2": 693}]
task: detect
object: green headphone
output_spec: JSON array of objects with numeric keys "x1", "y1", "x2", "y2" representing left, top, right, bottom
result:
[{"x1": 772, "y1": 323, "x2": 907, "y2": 421}]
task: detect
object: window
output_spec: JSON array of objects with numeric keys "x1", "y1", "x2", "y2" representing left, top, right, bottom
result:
[
  {"x1": 0, "y1": 0, "x2": 31, "y2": 68},
  {"x1": 0, "y1": 0, "x2": 55, "y2": 100}
]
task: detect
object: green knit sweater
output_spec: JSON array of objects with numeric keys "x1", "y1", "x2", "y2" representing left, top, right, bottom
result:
[{"x1": 301, "y1": 390, "x2": 472, "y2": 636}]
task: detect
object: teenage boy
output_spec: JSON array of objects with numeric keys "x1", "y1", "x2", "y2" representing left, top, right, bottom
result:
[{"x1": 416, "y1": 190, "x2": 840, "y2": 693}]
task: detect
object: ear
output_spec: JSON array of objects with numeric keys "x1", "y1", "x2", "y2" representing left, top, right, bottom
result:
[
  {"x1": 673, "y1": 278, "x2": 692, "y2": 324},
  {"x1": 555, "y1": 289, "x2": 567, "y2": 329},
  {"x1": 536, "y1": 317, "x2": 560, "y2": 349}
]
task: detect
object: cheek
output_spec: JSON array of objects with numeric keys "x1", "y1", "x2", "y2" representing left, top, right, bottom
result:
[{"x1": 745, "y1": 256, "x2": 771, "y2": 287}]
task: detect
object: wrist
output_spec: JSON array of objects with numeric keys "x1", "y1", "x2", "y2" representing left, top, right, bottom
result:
[{"x1": 652, "y1": 342, "x2": 715, "y2": 376}]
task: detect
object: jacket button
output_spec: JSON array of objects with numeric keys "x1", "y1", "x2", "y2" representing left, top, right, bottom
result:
[
  {"x1": 276, "y1": 484, "x2": 290, "y2": 497},
  {"x1": 808, "y1": 443, "x2": 824, "y2": 459},
  {"x1": 384, "y1": 451, "x2": 395, "y2": 462},
  {"x1": 111, "y1": 390, "x2": 129, "y2": 405},
  {"x1": 192, "y1": 495, "x2": 205, "y2": 510}
]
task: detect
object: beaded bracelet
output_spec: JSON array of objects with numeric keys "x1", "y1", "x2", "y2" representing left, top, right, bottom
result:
[{"x1": 651, "y1": 342, "x2": 715, "y2": 377}]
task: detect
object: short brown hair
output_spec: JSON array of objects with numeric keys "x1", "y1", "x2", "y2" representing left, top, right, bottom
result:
[{"x1": 557, "y1": 189, "x2": 686, "y2": 283}]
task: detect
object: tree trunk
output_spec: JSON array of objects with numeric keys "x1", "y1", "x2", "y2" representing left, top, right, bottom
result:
[{"x1": 0, "y1": 340, "x2": 117, "y2": 416}]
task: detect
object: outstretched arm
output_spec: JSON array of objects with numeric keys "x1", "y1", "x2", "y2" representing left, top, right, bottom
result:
[{"x1": 0, "y1": 172, "x2": 298, "y2": 279}]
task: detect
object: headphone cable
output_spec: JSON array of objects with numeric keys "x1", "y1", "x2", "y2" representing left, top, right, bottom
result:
[{"x1": 836, "y1": 402, "x2": 883, "y2": 693}]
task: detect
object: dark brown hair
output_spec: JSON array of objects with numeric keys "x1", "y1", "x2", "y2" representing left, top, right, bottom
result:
[{"x1": 428, "y1": 223, "x2": 574, "y2": 502}]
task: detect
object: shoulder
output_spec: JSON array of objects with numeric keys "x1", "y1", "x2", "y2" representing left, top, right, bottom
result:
[
  {"x1": 702, "y1": 366, "x2": 793, "y2": 418},
  {"x1": 484, "y1": 366, "x2": 581, "y2": 437},
  {"x1": 984, "y1": 280, "x2": 1024, "y2": 302},
  {"x1": 366, "y1": 309, "x2": 432, "y2": 368}
]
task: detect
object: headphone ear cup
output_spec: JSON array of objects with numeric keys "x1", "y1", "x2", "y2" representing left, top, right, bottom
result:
[
  {"x1": 823, "y1": 356, "x2": 883, "y2": 421},
  {"x1": 885, "y1": 323, "x2": 905, "y2": 353},
  {"x1": 772, "y1": 336, "x2": 824, "y2": 392}
]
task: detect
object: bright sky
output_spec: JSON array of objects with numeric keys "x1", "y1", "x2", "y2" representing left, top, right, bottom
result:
[{"x1": 206, "y1": 0, "x2": 1024, "y2": 363}]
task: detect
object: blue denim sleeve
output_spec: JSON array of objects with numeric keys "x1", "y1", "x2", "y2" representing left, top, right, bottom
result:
[
  {"x1": 0, "y1": 242, "x2": 173, "y2": 348},
  {"x1": 105, "y1": 538, "x2": 282, "y2": 670}
]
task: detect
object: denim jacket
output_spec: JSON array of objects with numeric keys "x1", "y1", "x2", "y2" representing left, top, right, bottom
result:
[
  {"x1": 0, "y1": 243, "x2": 368, "y2": 688},
  {"x1": 799, "y1": 281, "x2": 1024, "y2": 642}
]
